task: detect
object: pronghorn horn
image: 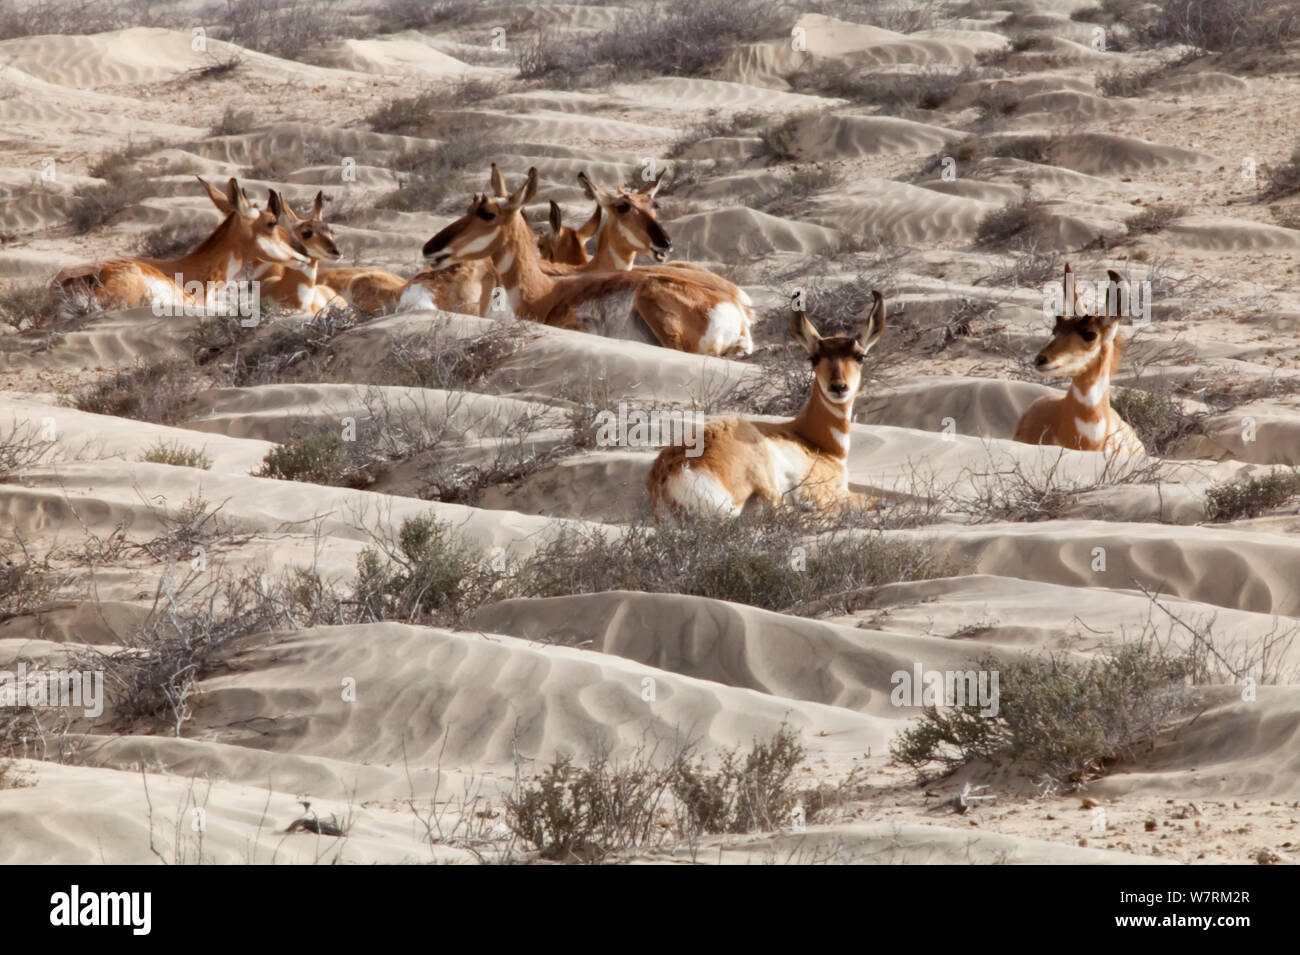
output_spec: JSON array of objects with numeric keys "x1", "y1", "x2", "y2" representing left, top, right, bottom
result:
[
  {"x1": 577, "y1": 170, "x2": 597, "y2": 200},
  {"x1": 312, "y1": 191, "x2": 324, "y2": 218},
  {"x1": 489, "y1": 163, "x2": 507, "y2": 198},
  {"x1": 858, "y1": 290, "x2": 886, "y2": 350}
]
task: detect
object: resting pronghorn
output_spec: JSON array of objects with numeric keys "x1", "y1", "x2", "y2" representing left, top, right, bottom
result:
[
  {"x1": 202, "y1": 184, "x2": 345, "y2": 314},
  {"x1": 54, "y1": 177, "x2": 309, "y2": 310},
  {"x1": 538, "y1": 199, "x2": 601, "y2": 266},
  {"x1": 1013, "y1": 264, "x2": 1145, "y2": 456},
  {"x1": 647, "y1": 292, "x2": 887, "y2": 519},
  {"x1": 316, "y1": 261, "x2": 490, "y2": 317},
  {"x1": 422, "y1": 167, "x2": 754, "y2": 357}
]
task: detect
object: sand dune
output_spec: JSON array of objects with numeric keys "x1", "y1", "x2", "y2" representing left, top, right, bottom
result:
[{"x1": 3, "y1": 0, "x2": 1299, "y2": 869}]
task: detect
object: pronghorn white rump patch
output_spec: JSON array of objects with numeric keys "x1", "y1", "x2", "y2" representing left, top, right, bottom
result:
[
  {"x1": 697, "y1": 301, "x2": 745, "y2": 356},
  {"x1": 663, "y1": 465, "x2": 740, "y2": 517},
  {"x1": 1074, "y1": 416, "x2": 1107, "y2": 444},
  {"x1": 398, "y1": 283, "x2": 437, "y2": 312}
]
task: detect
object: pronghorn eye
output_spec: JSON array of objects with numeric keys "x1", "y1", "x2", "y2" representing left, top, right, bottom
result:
[
  {"x1": 809, "y1": 355, "x2": 819, "y2": 366},
  {"x1": 476, "y1": 208, "x2": 495, "y2": 221},
  {"x1": 1080, "y1": 329, "x2": 1097, "y2": 342},
  {"x1": 302, "y1": 228, "x2": 313, "y2": 239},
  {"x1": 615, "y1": 201, "x2": 631, "y2": 214},
  {"x1": 853, "y1": 353, "x2": 866, "y2": 364}
]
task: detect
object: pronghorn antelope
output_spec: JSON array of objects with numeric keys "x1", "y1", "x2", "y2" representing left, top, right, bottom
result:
[
  {"x1": 1013, "y1": 264, "x2": 1145, "y2": 456},
  {"x1": 423, "y1": 167, "x2": 754, "y2": 357},
  {"x1": 203, "y1": 185, "x2": 345, "y2": 314},
  {"x1": 537, "y1": 199, "x2": 601, "y2": 266},
  {"x1": 54, "y1": 177, "x2": 310, "y2": 310},
  {"x1": 647, "y1": 291, "x2": 887, "y2": 519},
  {"x1": 316, "y1": 262, "x2": 491, "y2": 317}
]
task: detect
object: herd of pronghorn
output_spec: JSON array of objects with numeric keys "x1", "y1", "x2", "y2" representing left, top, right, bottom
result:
[{"x1": 52, "y1": 165, "x2": 1143, "y2": 519}]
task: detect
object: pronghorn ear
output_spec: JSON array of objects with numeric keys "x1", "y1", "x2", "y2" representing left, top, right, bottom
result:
[
  {"x1": 504, "y1": 167, "x2": 538, "y2": 212},
  {"x1": 312, "y1": 191, "x2": 324, "y2": 219},
  {"x1": 1102, "y1": 269, "x2": 1125, "y2": 322},
  {"x1": 489, "y1": 162, "x2": 507, "y2": 198},
  {"x1": 267, "y1": 189, "x2": 285, "y2": 221},
  {"x1": 229, "y1": 178, "x2": 254, "y2": 218},
  {"x1": 197, "y1": 176, "x2": 236, "y2": 215},
  {"x1": 578, "y1": 204, "x2": 602, "y2": 239},
  {"x1": 640, "y1": 168, "x2": 666, "y2": 198},
  {"x1": 858, "y1": 291, "x2": 886, "y2": 351},
  {"x1": 789, "y1": 296, "x2": 822, "y2": 356},
  {"x1": 548, "y1": 200, "x2": 563, "y2": 236}
]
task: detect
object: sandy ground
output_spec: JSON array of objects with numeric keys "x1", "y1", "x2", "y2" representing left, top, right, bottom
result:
[{"x1": 1, "y1": 1, "x2": 1299, "y2": 864}]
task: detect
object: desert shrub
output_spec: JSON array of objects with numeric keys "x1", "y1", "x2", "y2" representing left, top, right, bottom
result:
[
  {"x1": 757, "y1": 113, "x2": 807, "y2": 162},
  {"x1": 1110, "y1": 386, "x2": 1204, "y2": 455},
  {"x1": 190, "y1": 304, "x2": 366, "y2": 386},
  {"x1": 1143, "y1": 0, "x2": 1299, "y2": 52},
  {"x1": 367, "y1": 81, "x2": 503, "y2": 134},
  {"x1": 672, "y1": 724, "x2": 805, "y2": 835},
  {"x1": 209, "y1": 0, "x2": 349, "y2": 62},
  {"x1": 1205, "y1": 468, "x2": 1300, "y2": 522},
  {"x1": 138, "y1": 222, "x2": 209, "y2": 259},
  {"x1": 975, "y1": 83, "x2": 1022, "y2": 118},
  {"x1": 138, "y1": 440, "x2": 213, "y2": 470},
  {"x1": 505, "y1": 725, "x2": 808, "y2": 861},
  {"x1": 1096, "y1": 64, "x2": 1165, "y2": 97},
  {"x1": 515, "y1": 0, "x2": 791, "y2": 83},
  {"x1": 366, "y1": 323, "x2": 528, "y2": 391},
  {"x1": 353, "y1": 513, "x2": 502, "y2": 626},
  {"x1": 67, "y1": 360, "x2": 196, "y2": 424},
  {"x1": 1262, "y1": 141, "x2": 1300, "y2": 200},
  {"x1": 1125, "y1": 203, "x2": 1187, "y2": 236},
  {"x1": 792, "y1": 63, "x2": 973, "y2": 113},
  {"x1": 254, "y1": 427, "x2": 375, "y2": 488},
  {"x1": 0, "y1": 543, "x2": 57, "y2": 621},
  {"x1": 991, "y1": 134, "x2": 1055, "y2": 163},
  {"x1": 377, "y1": 135, "x2": 511, "y2": 213},
  {"x1": 210, "y1": 106, "x2": 257, "y2": 136},
  {"x1": 892, "y1": 641, "x2": 1198, "y2": 786},
  {"x1": 512, "y1": 510, "x2": 946, "y2": 614},
  {"x1": 975, "y1": 195, "x2": 1052, "y2": 245},
  {"x1": 68, "y1": 179, "x2": 150, "y2": 234},
  {"x1": 0, "y1": 418, "x2": 56, "y2": 481},
  {"x1": 0, "y1": 284, "x2": 78, "y2": 332}
]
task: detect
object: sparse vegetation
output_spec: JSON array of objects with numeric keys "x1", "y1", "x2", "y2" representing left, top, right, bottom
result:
[
  {"x1": 1110, "y1": 386, "x2": 1204, "y2": 455},
  {"x1": 210, "y1": 106, "x2": 257, "y2": 137},
  {"x1": 1205, "y1": 468, "x2": 1300, "y2": 522},
  {"x1": 138, "y1": 440, "x2": 213, "y2": 470},
  {"x1": 975, "y1": 195, "x2": 1053, "y2": 246},
  {"x1": 1125, "y1": 203, "x2": 1188, "y2": 236},
  {"x1": 1262, "y1": 141, "x2": 1300, "y2": 200},
  {"x1": 892, "y1": 640, "x2": 1199, "y2": 786},
  {"x1": 254, "y1": 427, "x2": 375, "y2": 489},
  {"x1": 792, "y1": 63, "x2": 973, "y2": 114},
  {"x1": 67, "y1": 360, "x2": 196, "y2": 424},
  {"x1": 505, "y1": 724, "x2": 809, "y2": 861}
]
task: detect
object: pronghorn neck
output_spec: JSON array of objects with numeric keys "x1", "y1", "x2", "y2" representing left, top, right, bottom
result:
[
  {"x1": 492, "y1": 214, "x2": 555, "y2": 310},
  {"x1": 1057, "y1": 341, "x2": 1117, "y2": 448},
  {"x1": 1062, "y1": 343, "x2": 1115, "y2": 420},
  {"x1": 163, "y1": 214, "x2": 247, "y2": 284},
  {"x1": 789, "y1": 380, "x2": 854, "y2": 459},
  {"x1": 590, "y1": 215, "x2": 635, "y2": 270}
]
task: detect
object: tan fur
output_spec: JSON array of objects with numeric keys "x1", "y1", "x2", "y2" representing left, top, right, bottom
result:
[
  {"x1": 423, "y1": 168, "x2": 753, "y2": 357},
  {"x1": 316, "y1": 261, "x2": 490, "y2": 317},
  {"x1": 54, "y1": 177, "x2": 309, "y2": 310},
  {"x1": 647, "y1": 293, "x2": 887, "y2": 520},
  {"x1": 1013, "y1": 264, "x2": 1145, "y2": 456}
]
